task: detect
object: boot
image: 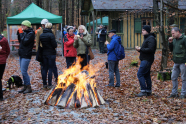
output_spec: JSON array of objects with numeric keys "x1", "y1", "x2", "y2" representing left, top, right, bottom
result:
[
  {"x1": 23, "y1": 85, "x2": 32, "y2": 94},
  {"x1": 18, "y1": 85, "x2": 27, "y2": 93},
  {"x1": 136, "y1": 92, "x2": 147, "y2": 97}
]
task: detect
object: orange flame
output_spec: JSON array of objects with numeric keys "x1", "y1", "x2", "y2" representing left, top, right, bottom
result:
[{"x1": 46, "y1": 57, "x2": 104, "y2": 108}]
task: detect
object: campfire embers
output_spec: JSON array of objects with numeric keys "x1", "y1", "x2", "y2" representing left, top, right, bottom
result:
[{"x1": 44, "y1": 59, "x2": 105, "y2": 109}]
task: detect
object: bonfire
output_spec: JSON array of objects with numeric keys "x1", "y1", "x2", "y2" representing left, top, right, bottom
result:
[{"x1": 44, "y1": 58, "x2": 105, "y2": 108}]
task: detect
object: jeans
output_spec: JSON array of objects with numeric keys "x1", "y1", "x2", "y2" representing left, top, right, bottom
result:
[
  {"x1": 66, "y1": 57, "x2": 76, "y2": 68},
  {"x1": 99, "y1": 41, "x2": 105, "y2": 53},
  {"x1": 137, "y1": 60, "x2": 152, "y2": 93},
  {"x1": 42, "y1": 55, "x2": 56, "y2": 86},
  {"x1": 19, "y1": 57, "x2": 31, "y2": 85},
  {"x1": 0, "y1": 64, "x2": 5, "y2": 99},
  {"x1": 108, "y1": 60, "x2": 120, "y2": 86},
  {"x1": 171, "y1": 63, "x2": 186, "y2": 95}
]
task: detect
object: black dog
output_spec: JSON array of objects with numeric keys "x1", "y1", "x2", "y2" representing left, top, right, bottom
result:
[{"x1": 6, "y1": 75, "x2": 23, "y2": 90}]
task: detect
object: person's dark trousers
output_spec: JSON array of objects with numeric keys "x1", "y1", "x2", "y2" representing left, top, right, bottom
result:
[
  {"x1": 42, "y1": 55, "x2": 56, "y2": 86},
  {"x1": 99, "y1": 41, "x2": 105, "y2": 53},
  {"x1": 0, "y1": 64, "x2": 6, "y2": 100},
  {"x1": 40, "y1": 61, "x2": 58, "y2": 80},
  {"x1": 53, "y1": 62, "x2": 58, "y2": 79},
  {"x1": 137, "y1": 60, "x2": 153, "y2": 93},
  {"x1": 66, "y1": 57, "x2": 76, "y2": 68},
  {"x1": 78, "y1": 54, "x2": 89, "y2": 70},
  {"x1": 108, "y1": 61, "x2": 120, "y2": 87}
]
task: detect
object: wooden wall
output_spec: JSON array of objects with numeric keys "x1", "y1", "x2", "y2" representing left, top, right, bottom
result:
[{"x1": 109, "y1": 11, "x2": 162, "y2": 49}]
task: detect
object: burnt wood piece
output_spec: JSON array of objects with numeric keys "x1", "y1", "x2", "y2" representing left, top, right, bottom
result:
[
  {"x1": 48, "y1": 88, "x2": 63, "y2": 106},
  {"x1": 81, "y1": 94, "x2": 88, "y2": 108},
  {"x1": 86, "y1": 83, "x2": 99, "y2": 107},
  {"x1": 43, "y1": 85, "x2": 56, "y2": 104},
  {"x1": 57, "y1": 83, "x2": 75, "y2": 108},
  {"x1": 94, "y1": 87, "x2": 105, "y2": 105}
]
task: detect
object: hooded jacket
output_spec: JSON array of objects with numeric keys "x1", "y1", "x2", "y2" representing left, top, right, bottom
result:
[
  {"x1": 139, "y1": 33, "x2": 157, "y2": 63},
  {"x1": 107, "y1": 35, "x2": 121, "y2": 61},
  {"x1": 0, "y1": 35, "x2": 10, "y2": 64},
  {"x1": 39, "y1": 28, "x2": 57, "y2": 56},
  {"x1": 18, "y1": 28, "x2": 35, "y2": 59},
  {"x1": 63, "y1": 33, "x2": 77, "y2": 57}
]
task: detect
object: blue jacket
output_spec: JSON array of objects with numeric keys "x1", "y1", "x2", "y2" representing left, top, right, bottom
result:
[{"x1": 107, "y1": 35, "x2": 121, "y2": 61}]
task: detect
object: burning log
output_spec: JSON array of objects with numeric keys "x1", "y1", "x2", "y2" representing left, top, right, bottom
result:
[
  {"x1": 94, "y1": 87, "x2": 105, "y2": 105},
  {"x1": 43, "y1": 85, "x2": 56, "y2": 104},
  {"x1": 48, "y1": 88, "x2": 63, "y2": 106},
  {"x1": 57, "y1": 83, "x2": 75, "y2": 108},
  {"x1": 81, "y1": 94, "x2": 88, "y2": 108}
]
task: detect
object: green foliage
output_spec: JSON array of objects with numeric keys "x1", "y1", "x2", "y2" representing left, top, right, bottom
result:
[{"x1": 157, "y1": 71, "x2": 171, "y2": 81}]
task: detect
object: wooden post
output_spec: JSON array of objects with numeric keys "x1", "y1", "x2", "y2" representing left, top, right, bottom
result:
[
  {"x1": 95, "y1": 11, "x2": 98, "y2": 47},
  {"x1": 88, "y1": 13, "x2": 91, "y2": 33},
  {"x1": 92, "y1": 11, "x2": 95, "y2": 46}
]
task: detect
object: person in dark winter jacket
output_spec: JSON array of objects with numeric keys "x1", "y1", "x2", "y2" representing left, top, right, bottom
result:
[
  {"x1": 0, "y1": 34, "x2": 10, "y2": 101},
  {"x1": 36, "y1": 19, "x2": 58, "y2": 86},
  {"x1": 135, "y1": 25, "x2": 157, "y2": 97},
  {"x1": 64, "y1": 27, "x2": 77, "y2": 68},
  {"x1": 96, "y1": 25, "x2": 107, "y2": 53},
  {"x1": 17, "y1": 20, "x2": 35, "y2": 94},
  {"x1": 105, "y1": 29, "x2": 121, "y2": 87},
  {"x1": 39, "y1": 23, "x2": 57, "y2": 89},
  {"x1": 168, "y1": 27, "x2": 186, "y2": 99}
]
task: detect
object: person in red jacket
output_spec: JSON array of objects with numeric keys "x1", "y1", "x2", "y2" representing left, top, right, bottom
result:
[
  {"x1": 0, "y1": 34, "x2": 10, "y2": 101},
  {"x1": 63, "y1": 27, "x2": 77, "y2": 68}
]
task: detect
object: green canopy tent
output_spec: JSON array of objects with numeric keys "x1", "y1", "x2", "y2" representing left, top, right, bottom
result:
[
  {"x1": 6, "y1": 3, "x2": 63, "y2": 55},
  {"x1": 7, "y1": 3, "x2": 62, "y2": 24},
  {"x1": 86, "y1": 16, "x2": 108, "y2": 26}
]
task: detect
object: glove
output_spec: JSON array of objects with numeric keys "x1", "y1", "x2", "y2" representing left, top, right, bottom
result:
[{"x1": 18, "y1": 28, "x2": 23, "y2": 33}]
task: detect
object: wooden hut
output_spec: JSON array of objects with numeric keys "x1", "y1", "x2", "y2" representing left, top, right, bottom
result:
[{"x1": 81, "y1": 0, "x2": 186, "y2": 49}]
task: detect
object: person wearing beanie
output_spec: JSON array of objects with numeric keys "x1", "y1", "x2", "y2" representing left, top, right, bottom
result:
[
  {"x1": 18, "y1": 20, "x2": 35, "y2": 94},
  {"x1": 35, "y1": 19, "x2": 58, "y2": 90},
  {"x1": 135, "y1": 25, "x2": 157, "y2": 97}
]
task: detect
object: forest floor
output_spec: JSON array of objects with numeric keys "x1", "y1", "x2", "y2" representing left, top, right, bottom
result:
[{"x1": 0, "y1": 46, "x2": 186, "y2": 124}]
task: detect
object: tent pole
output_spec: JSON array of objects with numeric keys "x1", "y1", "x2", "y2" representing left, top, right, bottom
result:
[
  {"x1": 7, "y1": 24, "x2": 10, "y2": 45},
  {"x1": 61, "y1": 23, "x2": 63, "y2": 56}
]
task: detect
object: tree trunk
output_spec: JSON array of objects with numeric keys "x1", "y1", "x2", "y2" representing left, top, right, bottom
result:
[
  {"x1": 72, "y1": 0, "x2": 74, "y2": 26},
  {"x1": 36, "y1": 0, "x2": 42, "y2": 8},
  {"x1": 58, "y1": 0, "x2": 62, "y2": 29},
  {"x1": 65, "y1": 0, "x2": 68, "y2": 25},
  {"x1": 62, "y1": 0, "x2": 65, "y2": 27},
  {"x1": 68, "y1": 0, "x2": 72, "y2": 26},
  {"x1": 160, "y1": 0, "x2": 168, "y2": 70}
]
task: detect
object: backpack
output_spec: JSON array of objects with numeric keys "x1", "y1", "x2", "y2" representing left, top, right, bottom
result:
[{"x1": 114, "y1": 43, "x2": 125, "y2": 60}]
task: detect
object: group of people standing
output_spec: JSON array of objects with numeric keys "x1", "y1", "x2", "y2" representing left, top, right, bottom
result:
[{"x1": 0, "y1": 19, "x2": 186, "y2": 101}]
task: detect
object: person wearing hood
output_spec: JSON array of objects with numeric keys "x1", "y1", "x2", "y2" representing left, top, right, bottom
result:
[
  {"x1": 135, "y1": 25, "x2": 157, "y2": 97},
  {"x1": 18, "y1": 20, "x2": 35, "y2": 94},
  {"x1": 39, "y1": 23, "x2": 57, "y2": 89},
  {"x1": 0, "y1": 34, "x2": 10, "y2": 101},
  {"x1": 105, "y1": 29, "x2": 121, "y2": 87}
]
